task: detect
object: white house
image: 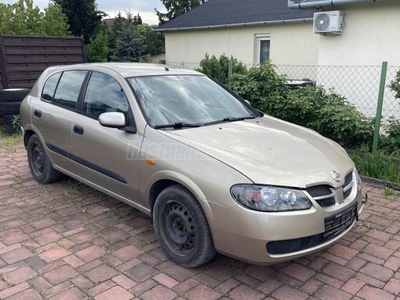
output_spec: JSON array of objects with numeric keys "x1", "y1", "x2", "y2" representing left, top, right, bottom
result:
[
  {"x1": 156, "y1": 0, "x2": 400, "y2": 118},
  {"x1": 155, "y1": 0, "x2": 400, "y2": 66}
]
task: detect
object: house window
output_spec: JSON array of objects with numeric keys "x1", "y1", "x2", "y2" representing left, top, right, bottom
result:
[{"x1": 256, "y1": 35, "x2": 270, "y2": 65}]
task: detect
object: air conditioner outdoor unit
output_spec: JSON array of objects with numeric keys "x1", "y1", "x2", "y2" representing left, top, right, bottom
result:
[{"x1": 313, "y1": 11, "x2": 344, "y2": 35}]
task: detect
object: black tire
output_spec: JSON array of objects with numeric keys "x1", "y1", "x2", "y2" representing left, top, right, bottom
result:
[
  {"x1": 3, "y1": 114, "x2": 16, "y2": 126},
  {"x1": 0, "y1": 89, "x2": 30, "y2": 103},
  {"x1": 153, "y1": 185, "x2": 216, "y2": 268},
  {"x1": 3, "y1": 124, "x2": 19, "y2": 135},
  {"x1": 0, "y1": 101, "x2": 21, "y2": 115},
  {"x1": 27, "y1": 134, "x2": 61, "y2": 184}
]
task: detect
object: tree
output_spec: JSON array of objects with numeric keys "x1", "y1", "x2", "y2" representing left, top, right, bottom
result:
[
  {"x1": 107, "y1": 12, "x2": 125, "y2": 58},
  {"x1": 0, "y1": 0, "x2": 70, "y2": 36},
  {"x1": 54, "y1": 0, "x2": 105, "y2": 44},
  {"x1": 86, "y1": 31, "x2": 109, "y2": 62},
  {"x1": 111, "y1": 15, "x2": 145, "y2": 62},
  {"x1": 107, "y1": 12, "x2": 144, "y2": 58},
  {"x1": 156, "y1": 0, "x2": 208, "y2": 24},
  {"x1": 42, "y1": 1, "x2": 70, "y2": 36},
  {"x1": 137, "y1": 24, "x2": 165, "y2": 55},
  {"x1": 133, "y1": 13, "x2": 142, "y2": 25}
]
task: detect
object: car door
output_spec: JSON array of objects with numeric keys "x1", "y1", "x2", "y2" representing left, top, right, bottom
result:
[
  {"x1": 32, "y1": 70, "x2": 88, "y2": 171},
  {"x1": 70, "y1": 71, "x2": 143, "y2": 201}
]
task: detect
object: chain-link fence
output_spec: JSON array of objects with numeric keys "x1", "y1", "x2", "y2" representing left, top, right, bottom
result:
[
  {"x1": 166, "y1": 61, "x2": 399, "y2": 122},
  {"x1": 274, "y1": 64, "x2": 399, "y2": 121}
]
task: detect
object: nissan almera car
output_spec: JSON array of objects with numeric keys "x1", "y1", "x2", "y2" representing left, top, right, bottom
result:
[{"x1": 20, "y1": 63, "x2": 365, "y2": 267}]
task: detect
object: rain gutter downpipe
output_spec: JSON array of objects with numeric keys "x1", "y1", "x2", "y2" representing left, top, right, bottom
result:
[{"x1": 288, "y1": 0, "x2": 380, "y2": 9}]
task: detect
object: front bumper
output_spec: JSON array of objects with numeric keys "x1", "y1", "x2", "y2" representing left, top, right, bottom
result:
[{"x1": 207, "y1": 181, "x2": 364, "y2": 265}]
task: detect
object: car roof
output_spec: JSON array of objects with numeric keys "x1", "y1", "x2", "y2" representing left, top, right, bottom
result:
[{"x1": 46, "y1": 63, "x2": 202, "y2": 78}]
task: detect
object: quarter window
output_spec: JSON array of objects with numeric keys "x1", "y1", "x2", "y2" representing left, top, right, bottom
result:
[
  {"x1": 53, "y1": 71, "x2": 88, "y2": 109},
  {"x1": 83, "y1": 72, "x2": 129, "y2": 119},
  {"x1": 41, "y1": 72, "x2": 61, "y2": 101},
  {"x1": 256, "y1": 34, "x2": 270, "y2": 65}
]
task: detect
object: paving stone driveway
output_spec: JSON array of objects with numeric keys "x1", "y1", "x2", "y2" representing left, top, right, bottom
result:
[{"x1": 0, "y1": 141, "x2": 399, "y2": 300}]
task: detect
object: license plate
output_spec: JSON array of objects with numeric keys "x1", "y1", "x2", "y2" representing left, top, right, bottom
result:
[{"x1": 324, "y1": 203, "x2": 358, "y2": 239}]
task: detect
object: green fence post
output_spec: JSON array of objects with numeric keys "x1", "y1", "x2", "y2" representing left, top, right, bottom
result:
[
  {"x1": 372, "y1": 61, "x2": 388, "y2": 153},
  {"x1": 228, "y1": 59, "x2": 233, "y2": 83}
]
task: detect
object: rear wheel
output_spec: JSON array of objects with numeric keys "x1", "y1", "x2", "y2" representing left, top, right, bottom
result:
[
  {"x1": 27, "y1": 134, "x2": 61, "y2": 183},
  {"x1": 153, "y1": 185, "x2": 216, "y2": 268}
]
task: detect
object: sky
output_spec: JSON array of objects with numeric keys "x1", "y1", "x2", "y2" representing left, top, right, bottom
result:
[{"x1": 1, "y1": 0, "x2": 166, "y2": 25}]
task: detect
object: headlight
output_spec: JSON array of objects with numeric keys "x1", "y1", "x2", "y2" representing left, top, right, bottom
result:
[
  {"x1": 231, "y1": 185, "x2": 312, "y2": 212},
  {"x1": 354, "y1": 168, "x2": 362, "y2": 186}
]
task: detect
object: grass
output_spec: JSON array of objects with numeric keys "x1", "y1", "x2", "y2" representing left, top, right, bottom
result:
[
  {"x1": 383, "y1": 187, "x2": 396, "y2": 197},
  {"x1": 351, "y1": 151, "x2": 400, "y2": 184},
  {"x1": 0, "y1": 127, "x2": 23, "y2": 149}
]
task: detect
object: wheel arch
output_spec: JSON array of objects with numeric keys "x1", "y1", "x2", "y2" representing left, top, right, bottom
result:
[
  {"x1": 23, "y1": 129, "x2": 36, "y2": 149},
  {"x1": 146, "y1": 172, "x2": 210, "y2": 219},
  {"x1": 147, "y1": 175, "x2": 217, "y2": 256}
]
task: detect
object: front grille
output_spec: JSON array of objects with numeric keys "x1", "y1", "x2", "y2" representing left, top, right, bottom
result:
[
  {"x1": 343, "y1": 172, "x2": 354, "y2": 200},
  {"x1": 343, "y1": 188, "x2": 352, "y2": 199},
  {"x1": 306, "y1": 170, "x2": 354, "y2": 208},
  {"x1": 306, "y1": 185, "x2": 331, "y2": 197},
  {"x1": 266, "y1": 202, "x2": 358, "y2": 255},
  {"x1": 344, "y1": 172, "x2": 353, "y2": 186},
  {"x1": 306, "y1": 185, "x2": 335, "y2": 207}
]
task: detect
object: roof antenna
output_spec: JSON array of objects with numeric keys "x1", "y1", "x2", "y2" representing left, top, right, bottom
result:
[{"x1": 164, "y1": 66, "x2": 169, "y2": 71}]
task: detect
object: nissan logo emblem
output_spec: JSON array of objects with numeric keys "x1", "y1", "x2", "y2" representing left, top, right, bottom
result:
[{"x1": 331, "y1": 170, "x2": 341, "y2": 182}]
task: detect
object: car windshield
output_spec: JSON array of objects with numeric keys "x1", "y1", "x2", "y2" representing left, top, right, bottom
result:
[{"x1": 128, "y1": 75, "x2": 258, "y2": 128}]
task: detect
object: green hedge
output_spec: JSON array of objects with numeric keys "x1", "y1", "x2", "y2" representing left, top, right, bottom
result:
[{"x1": 228, "y1": 62, "x2": 373, "y2": 148}]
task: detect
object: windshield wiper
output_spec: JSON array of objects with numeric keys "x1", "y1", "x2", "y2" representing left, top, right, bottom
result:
[
  {"x1": 223, "y1": 116, "x2": 256, "y2": 122},
  {"x1": 154, "y1": 122, "x2": 203, "y2": 129},
  {"x1": 203, "y1": 115, "x2": 257, "y2": 126}
]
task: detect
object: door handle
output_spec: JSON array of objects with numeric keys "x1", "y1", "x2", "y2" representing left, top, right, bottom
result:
[
  {"x1": 73, "y1": 125, "x2": 84, "y2": 135},
  {"x1": 33, "y1": 109, "x2": 42, "y2": 118}
]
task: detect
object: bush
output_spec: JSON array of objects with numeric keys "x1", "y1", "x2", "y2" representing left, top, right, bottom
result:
[
  {"x1": 229, "y1": 62, "x2": 373, "y2": 148},
  {"x1": 379, "y1": 118, "x2": 400, "y2": 155},
  {"x1": 389, "y1": 69, "x2": 400, "y2": 99},
  {"x1": 304, "y1": 88, "x2": 374, "y2": 148},
  {"x1": 196, "y1": 54, "x2": 247, "y2": 84},
  {"x1": 229, "y1": 62, "x2": 290, "y2": 113}
]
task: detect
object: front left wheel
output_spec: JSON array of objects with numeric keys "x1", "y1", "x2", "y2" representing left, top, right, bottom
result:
[
  {"x1": 153, "y1": 185, "x2": 216, "y2": 268},
  {"x1": 27, "y1": 134, "x2": 61, "y2": 183}
]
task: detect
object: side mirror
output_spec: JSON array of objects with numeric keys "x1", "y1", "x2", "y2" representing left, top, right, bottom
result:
[{"x1": 99, "y1": 112, "x2": 126, "y2": 128}]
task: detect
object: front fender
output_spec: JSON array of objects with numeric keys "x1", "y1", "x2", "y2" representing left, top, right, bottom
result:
[{"x1": 143, "y1": 170, "x2": 208, "y2": 203}]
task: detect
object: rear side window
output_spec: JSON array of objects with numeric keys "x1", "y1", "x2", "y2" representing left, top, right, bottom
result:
[
  {"x1": 42, "y1": 73, "x2": 61, "y2": 101},
  {"x1": 53, "y1": 71, "x2": 88, "y2": 109}
]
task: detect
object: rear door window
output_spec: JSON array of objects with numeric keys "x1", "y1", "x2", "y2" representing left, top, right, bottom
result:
[{"x1": 53, "y1": 71, "x2": 88, "y2": 110}]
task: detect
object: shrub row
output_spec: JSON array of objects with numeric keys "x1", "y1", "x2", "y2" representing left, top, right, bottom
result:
[{"x1": 198, "y1": 54, "x2": 375, "y2": 149}]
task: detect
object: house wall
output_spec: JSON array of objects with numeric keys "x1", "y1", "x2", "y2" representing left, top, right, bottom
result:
[
  {"x1": 315, "y1": 1, "x2": 400, "y2": 119},
  {"x1": 317, "y1": 2, "x2": 400, "y2": 66},
  {"x1": 164, "y1": 22, "x2": 319, "y2": 66},
  {"x1": 163, "y1": 2, "x2": 400, "y2": 118},
  {"x1": 150, "y1": 53, "x2": 166, "y2": 63}
]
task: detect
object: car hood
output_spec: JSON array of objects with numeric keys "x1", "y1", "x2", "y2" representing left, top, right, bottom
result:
[{"x1": 160, "y1": 116, "x2": 354, "y2": 188}]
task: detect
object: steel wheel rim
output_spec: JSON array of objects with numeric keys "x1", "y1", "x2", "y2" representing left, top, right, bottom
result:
[
  {"x1": 161, "y1": 201, "x2": 196, "y2": 256},
  {"x1": 31, "y1": 143, "x2": 45, "y2": 176}
]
